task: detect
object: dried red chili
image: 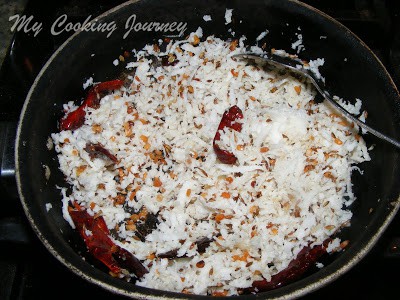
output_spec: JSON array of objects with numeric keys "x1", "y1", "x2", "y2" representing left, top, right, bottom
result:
[
  {"x1": 60, "y1": 79, "x2": 124, "y2": 131},
  {"x1": 68, "y1": 201, "x2": 148, "y2": 278},
  {"x1": 247, "y1": 239, "x2": 331, "y2": 292},
  {"x1": 213, "y1": 105, "x2": 244, "y2": 164},
  {"x1": 84, "y1": 143, "x2": 118, "y2": 163}
]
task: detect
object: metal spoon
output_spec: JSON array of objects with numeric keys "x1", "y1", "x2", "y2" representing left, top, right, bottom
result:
[{"x1": 232, "y1": 53, "x2": 400, "y2": 149}]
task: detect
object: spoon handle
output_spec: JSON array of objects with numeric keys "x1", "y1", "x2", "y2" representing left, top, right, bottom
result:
[
  {"x1": 232, "y1": 53, "x2": 400, "y2": 149},
  {"x1": 308, "y1": 77, "x2": 400, "y2": 149}
]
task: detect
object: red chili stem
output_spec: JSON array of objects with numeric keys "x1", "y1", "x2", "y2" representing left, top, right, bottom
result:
[
  {"x1": 113, "y1": 247, "x2": 148, "y2": 278},
  {"x1": 249, "y1": 238, "x2": 332, "y2": 293},
  {"x1": 213, "y1": 105, "x2": 244, "y2": 164},
  {"x1": 60, "y1": 79, "x2": 124, "y2": 131}
]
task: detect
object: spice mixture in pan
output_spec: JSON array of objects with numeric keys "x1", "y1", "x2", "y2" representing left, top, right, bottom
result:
[{"x1": 51, "y1": 28, "x2": 371, "y2": 295}]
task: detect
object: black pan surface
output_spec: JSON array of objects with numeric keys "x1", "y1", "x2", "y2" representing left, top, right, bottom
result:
[{"x1": 15, "y1": 0, "x2": 400, "y2": 298}]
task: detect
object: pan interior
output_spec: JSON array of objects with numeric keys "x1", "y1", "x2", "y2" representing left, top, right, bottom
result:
[{"x1": 15, "y1": 0, "x2": 400, "y2": 298}]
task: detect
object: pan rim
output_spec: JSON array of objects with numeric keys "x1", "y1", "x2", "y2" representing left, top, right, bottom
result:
[{"x1": 14, "y1": 0, "x2": 400, "y2": 299}]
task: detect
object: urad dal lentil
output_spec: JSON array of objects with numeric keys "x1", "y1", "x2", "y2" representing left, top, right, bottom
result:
[{"x1": 51, "y1": 30, "x2": 371, "y2": 295}]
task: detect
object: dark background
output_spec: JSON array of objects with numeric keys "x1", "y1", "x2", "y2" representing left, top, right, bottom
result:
[{"x1": 0, "y1": 0, "x2": 400, "y2": 299}]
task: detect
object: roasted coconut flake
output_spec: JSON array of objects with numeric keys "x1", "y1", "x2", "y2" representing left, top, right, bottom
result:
[{"x1": 51, "y1": 32, "x2": 370, "y2": 295}]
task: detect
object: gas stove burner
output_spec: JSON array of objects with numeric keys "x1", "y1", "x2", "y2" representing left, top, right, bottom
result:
[{"x1": 0, "y1": 1, "x2": 400, "y2": 299}]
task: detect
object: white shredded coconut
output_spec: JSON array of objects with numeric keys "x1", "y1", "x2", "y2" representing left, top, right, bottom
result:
[
  {"x1": 225, "y1": 8, "x2": 233, "y2": 24},
  {"x1": 203, "y1": 15, "x2": 212, "y2": 22},
  {"x1": 59, "y1": 186, "x2": 75, "y2": 229},
  {"x1": 52, "y1": 31, "x2": 370, "y2": 296},
  {"x1": 42, "y1": 164, "x2": 51, "y2": 181},
  {"x1": 292, "y1": 33, "x2": 305, "y2": 53},
  {"x1": 334, "y1": 97, "x2": 362, "y2": 115},
  {"x1": 326, "y1": 238, "x2": 341, "y2": 253},
  {"x1": 306, "y1": 58, "x2": 325, "y2": 82},
  {"x1": 83, "y1": 77, "x2": 94, "y2": 90},
  {"x1": 256, "y1": 30, "x2": 269, "y2": 42},
  {"x1": 46, "y1": 137, "x2": 53, "y2": 150},
  {"x1": 45, "y1": 203, "x2": 52, "y2": 212}
]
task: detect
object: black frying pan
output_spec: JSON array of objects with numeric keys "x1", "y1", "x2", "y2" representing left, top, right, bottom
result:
[{"x1": 15, "y1": 0, "x2": 400, "y2": 298}]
